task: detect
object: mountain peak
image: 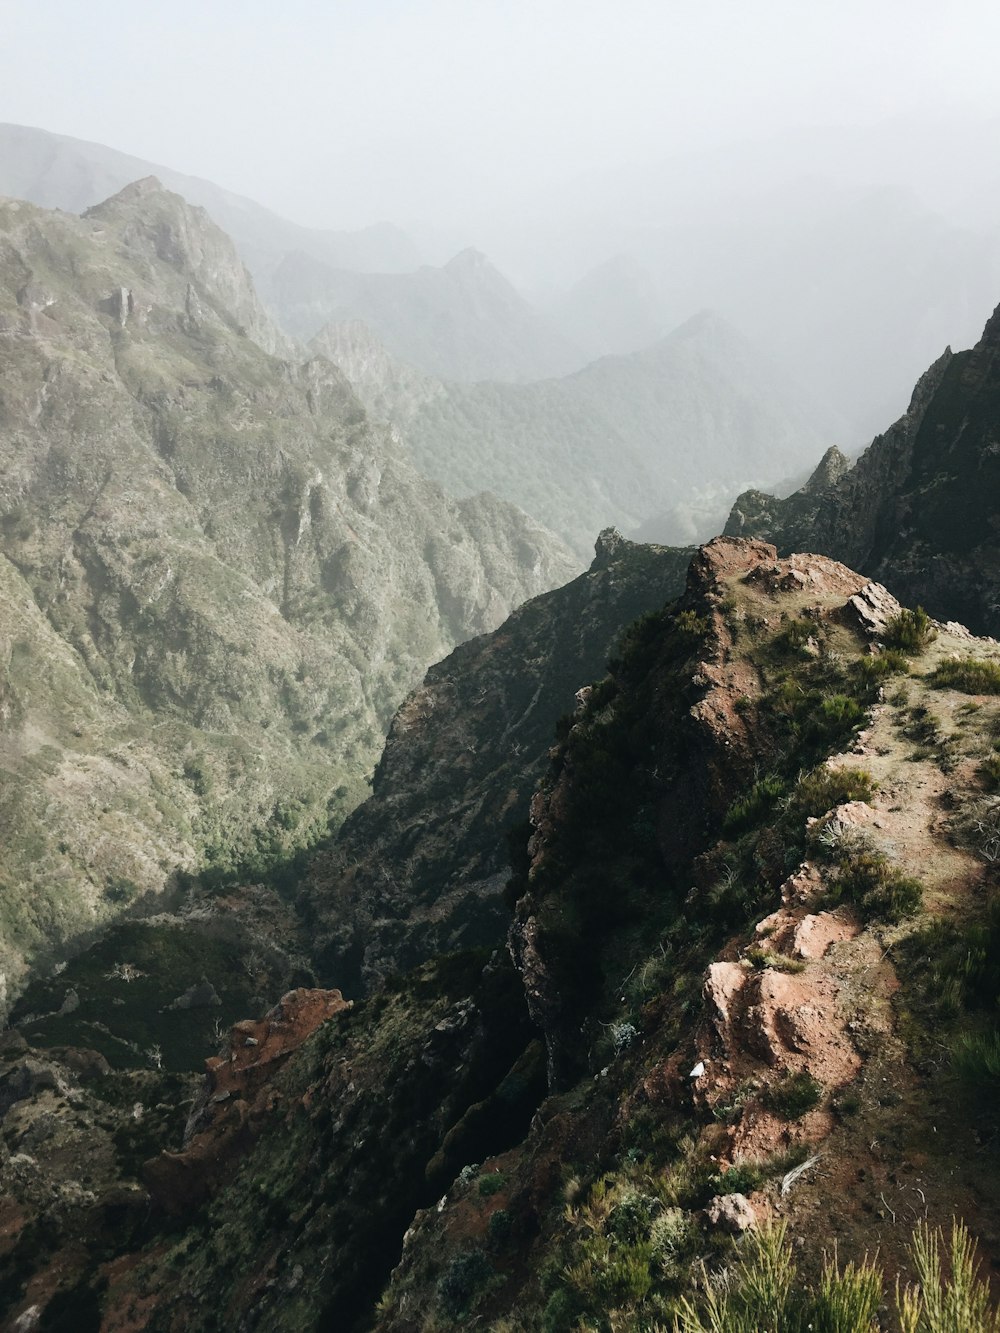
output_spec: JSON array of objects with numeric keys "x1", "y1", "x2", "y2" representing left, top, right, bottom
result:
[
  {"x1": 802, "y1": 444, "x2": 852, "y2": 491},
  {"x1": 444, "y1": 246, "x2": 491, "y2": 271}
]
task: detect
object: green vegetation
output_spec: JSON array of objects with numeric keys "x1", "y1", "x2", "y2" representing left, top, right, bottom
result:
[
  {"x1": 827, "y1": 845, "x2": 922, "y2": 923},
  {"x1": 932, "y1": 657, "x2": 1000, "y2": 695},
  {"x1": 436, "y1": 1250, "x2": 494, "y2": 1318},
  {"x1": 744, "y1": 945, "x2": 805, "y2": 974},
  {"x1": 677, "y1": 1220, "x2": 999, "y2": 1333},
  {"x1": 723, "y1": 775, "x2": 787, "y2": 836},
  {"x1": 897, "y1": 1221, "x2": 1000, "y2": 1333},
  {"x1": 884, "y1": 606, "x2": 936, "y2": 654},
  {"x1": 855, "y1": 648, "x2": 910, "y2": 686},
  {"x1": 952, "y1": 1031, "x2": 1000, "y2": 1088},
  {"x1": 762, "y1": 1070, "x2": 822, "y2": 1119}
]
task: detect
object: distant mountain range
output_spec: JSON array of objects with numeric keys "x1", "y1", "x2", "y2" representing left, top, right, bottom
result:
[
  {"x1": 274, "y1": 245, "x2": 585, "y2": 381},
  {"x1": 319, "y1": 310, "x2": 842, "y2": 555}
]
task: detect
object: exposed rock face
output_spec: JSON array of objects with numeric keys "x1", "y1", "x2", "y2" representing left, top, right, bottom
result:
[
  {"x1": 726, "y1": 305, "x2": 1000, "y2": 636},
  {"x1": 144, "y1": 987, "x2": 350, "y2": 1213},
  {"x1": 706, "y1": 1192, "x2": 757, "y2": 1233},
  {"x1": 299, "y1": 533, "x2": 693, "y2": 995},
  {"x1": 0, "y1": 183, "x2": 576, "y2": 997}
]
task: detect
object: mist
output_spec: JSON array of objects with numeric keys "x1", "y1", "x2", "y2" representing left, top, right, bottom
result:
[{"x1": 4, "y1": 0, "x2": 1000, "y2": 515}]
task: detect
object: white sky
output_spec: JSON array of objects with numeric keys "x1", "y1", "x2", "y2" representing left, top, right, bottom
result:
[{"x1": 2, "y1": 0, "x2": 1000, "y2": 229}]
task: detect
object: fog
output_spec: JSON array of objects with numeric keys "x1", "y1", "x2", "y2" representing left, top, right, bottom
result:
[
  {"x1": 4, "y1": 0, "x2": 1000, "y2": 232},
  {"x1": 5, "y1": 0, "x2": 1000, "y2": 451}
]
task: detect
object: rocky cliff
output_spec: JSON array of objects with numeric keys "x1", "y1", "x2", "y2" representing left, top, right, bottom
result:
[
  {"x1": 0, "y1": 180, "x2": 575, "y2": 999},
  {"x1": 726, "y1": 303, "x2": 1000, "y2": 636},
  {"x1": 299, "y1": 530, "x2": 694, "y2": 996},
  {"x1": 6, "y1": 538, "x2": 1000, "y2": 1329}
]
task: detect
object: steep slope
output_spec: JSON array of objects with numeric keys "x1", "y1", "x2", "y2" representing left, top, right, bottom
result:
[
  {"x1": 270, "y1": 246, "x2": 586, "y2": 381},
  {"x1": 0, "y1": 121, "x2": 419, "y2": 278},
  {"x1": 299, "y1": 530, "x2": 694, "y2": 995},
  {"x1": 8, "y1": 538, "x2": 1000, "y2": 1329},
  {"x1": 333, "y1": 310, "x2": 840, "y2": 557},
  {"x1": 0, "y1": 180, "x2": 575, "y2": 997},
  {"x1": 726, "y1": 302, "x2": 1000, "y2": 637}
]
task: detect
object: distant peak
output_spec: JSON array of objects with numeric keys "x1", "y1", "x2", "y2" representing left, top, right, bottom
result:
[
  {"x1": 591, "y1": 527, "x2": 631, "y2": 568},
  {"x1": 106, "y1": 175, "x2": 166, "y2": 202},
  {"x1": 802, "y1": 445, "x2": 851, "y2": 492},
  {"x1": 445, "y1": 247, "x2": 490, "y2": 271},
  {"x1": 670, "y1": 308, "x2": 733, "y2": 340}
]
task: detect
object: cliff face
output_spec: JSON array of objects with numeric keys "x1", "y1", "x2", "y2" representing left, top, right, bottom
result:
[
  {"x1": 0, "y1": 181, "x2": 576, "y2": 997},
  {"x1": 9, "y1": 537, "x2": 1000, "y2": 1330},
  {"x1": 727, "y1": 305, "x2": 1000, "y2": 636},
  {"x1": 299, "y1": 531, "x2": 694, "y2": 996}
]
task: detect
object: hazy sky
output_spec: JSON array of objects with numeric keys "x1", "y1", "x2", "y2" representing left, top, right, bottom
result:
[{"x1": 3, "y1": 0, "x2": 1000, "y2": 229}]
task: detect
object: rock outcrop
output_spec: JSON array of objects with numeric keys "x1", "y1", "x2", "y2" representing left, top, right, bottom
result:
[
  {"x1": 299, "y1": 531, "x2": 693, "y2": 995},
  {"x1": 726, "y1": 304, "x2": 1000, "y2": 637},
  {"x1": 144, "y1": 987, "x2": 350, "y2": 1213}
]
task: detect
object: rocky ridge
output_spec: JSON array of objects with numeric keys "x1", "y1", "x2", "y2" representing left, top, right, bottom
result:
[
  {"x1": 726, "y1": 301, "x2": 1000, "y2": 637},
  {"x1": 5, "y1": 538, "x2": 1000, "y2": 1328}
]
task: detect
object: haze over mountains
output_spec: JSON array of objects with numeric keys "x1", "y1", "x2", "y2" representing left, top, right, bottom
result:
[
  {"x1": 7, "y1": 75, "x2": 1000, "y2": 1333},
  {"x1": 0, "y1": 176, "x2": 573, "y2": 996},
  {"x1": 317, "y1": 310, "x2": 841, "y2": 554},
  {"x1": 7, "y1": 117, "x2": 1000, "y2": 455}
]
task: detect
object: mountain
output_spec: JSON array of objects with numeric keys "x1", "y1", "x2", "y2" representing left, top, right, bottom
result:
[
  {"x1": 0, "y1": 179, "x2": 575, "y2": 1000},
  {"x1": 0, "y1": 121, "x2": 420, "y2": 284},
  {"x1": 328, "y1": 310, "x2": 843, "y2": 557},
  {"x1": 298, "y1": 529, "x2": 694, "y2": 996},
  {"x1": 269, "y1": 245, "x2": 586, "y2": 381},
  {"x1": 725, "y1": 301, "x2": 1000, "y2": 637},
  {"x1": 547, "y1": 253, "x2": 668, "y2": 359},
  {"x1": 6, "y1": 536, "x2": 1000, "y2": 1327}
]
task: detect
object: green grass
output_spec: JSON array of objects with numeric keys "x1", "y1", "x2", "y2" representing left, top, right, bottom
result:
[
  {"x1": 932, "y1": 658, "x2": 1000, "y2": 695},
  {"x1": 828, "y1": 847, "x2": 923, "y2": 923}
]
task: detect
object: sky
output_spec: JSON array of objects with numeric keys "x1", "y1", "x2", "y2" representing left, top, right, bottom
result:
[{"x1": 3, "y1": 0, "x2": 1000, "y2": 230}]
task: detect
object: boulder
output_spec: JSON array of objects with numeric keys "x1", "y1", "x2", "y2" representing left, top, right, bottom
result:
[{"x1": 706, "y1": 1192, "x2": 757, "y2": 1233}]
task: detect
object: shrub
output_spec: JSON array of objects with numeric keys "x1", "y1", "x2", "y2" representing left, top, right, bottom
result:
[
  {"x1": 776, "y1": 618, "x2": 816, "y2": 654},
  {"x1": 828, "y1": 847, "x2": 922, "y2": 922},
  {"x1": 675, "y1": 609, "x2": 710, "y2": 636},
  {"x1": 884, "y1": 606, "x2": 936, "y2": 654},
  {"x1": 745, "y1": 945, "x2": 806, "y2": 974},
  {"x1": 487, "y1": 1208, "x2": 513, "y2": 1249},
  {"x1": 677, "y1": 1220, "x2": 999, "y2": 1333},
  {"x1": 723, "y1": 775, "x2": 787, "y2": 835},
  {"x1": 436, "y1": 1250, "x2": 493, "y2": 1318},
  {"x1": 786, "y1": 766, "x2": 876, "y2": 825},
  {"x1": 896, "y1": 1220, "x2": 1000, "y2": 1333},
  {"x1": 856, "y1": 649, "x2": 910, "y2": 687},
  {"x1": 952, "y1": 1030, "x2": 1000, "y2": 1088},
  {"x1": 979, "y1": 754, "x2": 1000, "y2": 790},
  {"x1": 932, "y1": 658, "x2": 1000, "y2": 695},
  {"x1": 478, "y1": 1170, "x2": 507, "y2": 1197},
  {"x1": 763, "y1": 1070, "x2": 822, "y2": 1119}
]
